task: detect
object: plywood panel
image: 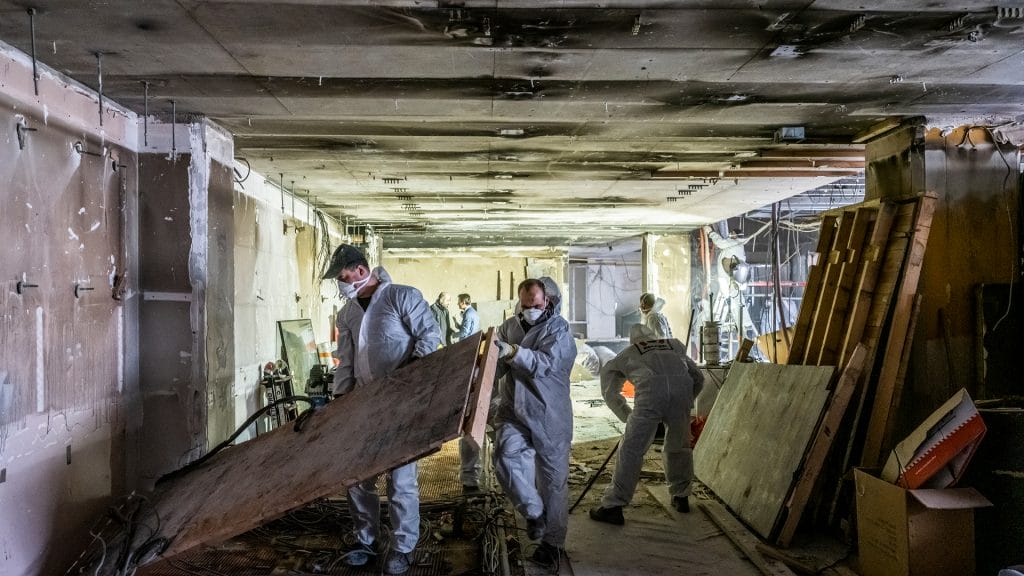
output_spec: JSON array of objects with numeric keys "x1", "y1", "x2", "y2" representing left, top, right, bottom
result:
[
  {"x1": 694, "y1": 362, "x2": 836, "y2": 538},
  {"x1": 776, "y1": 345, "x2": 868, "y2": 546},
  {"x1": 138, "y1": 332, "x2": 493, "y2": 566},
  {"x1": 862, "y1": 194, "x2": 936, "y2": 467}
]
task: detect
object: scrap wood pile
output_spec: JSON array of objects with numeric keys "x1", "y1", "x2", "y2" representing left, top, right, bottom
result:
[{"x1": 694, "y1": 193, "x2": 936, "y2": 548}]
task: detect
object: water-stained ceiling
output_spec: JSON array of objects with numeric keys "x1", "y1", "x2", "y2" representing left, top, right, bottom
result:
[{"x1": 1, "y1": 1, "x2": 1022, "y2": 247}]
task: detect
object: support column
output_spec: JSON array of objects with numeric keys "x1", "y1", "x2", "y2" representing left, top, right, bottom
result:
[{"x1": 137, "y1": 120, "x2": 235, "y2": 488}]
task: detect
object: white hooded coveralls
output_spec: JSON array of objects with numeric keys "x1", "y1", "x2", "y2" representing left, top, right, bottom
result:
[
  {"x1": 333, "y1": 267, "x2": 440, "y2": 553},
  {"x1": 599, "y1": 325, "x2": 704, "y2": 508},
  {"x1": 493, "y1": 278, "x2": 575, "y2": 547}
]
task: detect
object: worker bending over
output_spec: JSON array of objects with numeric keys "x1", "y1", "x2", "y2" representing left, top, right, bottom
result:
[
  {"x1": 639, "y1": 292, "x2": 673, "y2": 338},
  {"x1": 492, "y1": 278, "x2": 575, "y2": 566},
  {"x1": 590, "y1": 324, "x2": 703, "y2": 525},
  {"x1": 326, "y1": 244, "x2": 440, "y2": 575}
]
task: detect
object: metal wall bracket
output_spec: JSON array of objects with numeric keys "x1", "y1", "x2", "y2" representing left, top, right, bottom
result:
[
  {"x1": 74, "y1": 141, "x2": 105, "y2": 157},
  {"x1": 16, "y1": 119, "x2": 37, "y2": 150},
  {"x1": 15, "y1": 280, "x2": 39, "y2": 295},
  {"x1": 74, "y1": 284, "x2": 94, "y2": 298}
]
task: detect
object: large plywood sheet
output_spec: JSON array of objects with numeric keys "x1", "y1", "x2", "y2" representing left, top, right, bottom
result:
[
  {"x1": 694, "y1": 362, "x2": 836, "y2": 538},
  {"x1": 138, "y1": 331, "x2": 494, "y2": 566}
]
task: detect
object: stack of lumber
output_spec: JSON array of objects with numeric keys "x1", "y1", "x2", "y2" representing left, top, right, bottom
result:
[
  {"x1": 694, "y1": 193, "x2": 936, "y2": 549},
  {"x1": 781, "y1": 192, "x2": 937, "y2": 542}
]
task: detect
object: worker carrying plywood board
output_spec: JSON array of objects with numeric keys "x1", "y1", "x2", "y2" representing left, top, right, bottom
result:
[{"x1": 325, "y1": 243, "x2": 441, "y2": 575}]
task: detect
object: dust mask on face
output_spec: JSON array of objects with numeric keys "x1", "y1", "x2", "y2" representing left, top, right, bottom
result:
[
  {"x1": 522, "y1": 308, "x2": 545, "y2": 324},
  {"x1": 338, "y1": 274, "x2": 371, "y2": 299}
]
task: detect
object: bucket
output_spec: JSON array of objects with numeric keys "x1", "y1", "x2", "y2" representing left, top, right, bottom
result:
[{"x1": 702, "y1": 321, "x2": 721, "y2": 366}]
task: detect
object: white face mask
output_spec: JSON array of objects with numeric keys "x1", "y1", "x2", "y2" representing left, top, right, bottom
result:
[
  {"x1": 338, "y1": 274, "x2": 371, "y2": 299},
  {"x1": 522, "y1": 308, "x2": 545, "y2": 324}
]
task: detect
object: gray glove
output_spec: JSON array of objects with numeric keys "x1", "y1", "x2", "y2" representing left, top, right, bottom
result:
[{"x1": 495, "y1": 340, "x2": 517, "y2": 360}]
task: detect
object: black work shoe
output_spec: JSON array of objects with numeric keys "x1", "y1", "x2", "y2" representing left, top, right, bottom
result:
[
  {"x1": 673, "y1": 496, "x2": 690, "y2": 513},
  {"x1": 531, "y1": 541, "x2": 564, "y2": 567},
  {"x1": 343, "y1": 542, "x2": 378, "y2": 567},
  {"x1": 526, "y1": 515, "x2": 546, "y2": 540},
  {"x1": 589, "y1": 506, "x2": 625, "y2": 525},
  {"x1": 462, "y1": 484, "x2": 481, "y2": 494}
]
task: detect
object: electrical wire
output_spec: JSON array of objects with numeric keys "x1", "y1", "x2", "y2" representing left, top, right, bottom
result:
[{"x1": 157, "y1": 395, "x2": 315, "y2": 485}]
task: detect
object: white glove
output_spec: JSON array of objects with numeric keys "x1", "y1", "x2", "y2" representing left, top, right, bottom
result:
[{"x1": 495, "y1": 340, "x2": 517, "y2": 360}]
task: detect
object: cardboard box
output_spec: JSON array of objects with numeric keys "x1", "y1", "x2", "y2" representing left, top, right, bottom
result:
[
  {"x1": 881, "y1": 388, "x2": 986, "y2": 489},
  {"x1": 855, "y1": 469, "x2": 992, "y2": 576}
]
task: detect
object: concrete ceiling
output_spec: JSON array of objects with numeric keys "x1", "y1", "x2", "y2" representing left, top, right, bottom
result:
[{"x1": 2, "y1": 1, "x2": 1022, "y2": 248}]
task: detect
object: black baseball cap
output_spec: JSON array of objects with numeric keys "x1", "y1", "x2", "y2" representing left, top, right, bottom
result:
[{"x1": 322, "y1": 244, "x2": 368, "y2": 279}]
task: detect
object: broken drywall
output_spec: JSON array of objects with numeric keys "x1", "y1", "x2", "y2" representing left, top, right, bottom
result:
[{"x1": 0, "y1": 42, "x2": 137, "y2": 575}]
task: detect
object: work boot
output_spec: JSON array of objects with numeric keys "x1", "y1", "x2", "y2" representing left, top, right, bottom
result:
[
  {"x1": 673, "y1": 496, "x2": 690, "y2": 513},
  {"x1": 531, "y1": 541, "x2": 564, "y2": 567},
  {"x1": 526, "y1": 515, "x2": 546, "y2": 540},
  {"x1": 384, "y1": 550, "x2": 415, "y2": 575},
  {"x1": 343, "y1": 541, "x2": 377, "y2": 567},
  {"x1": 588, "y1": 506, "x2": 625, "y2": 525}
]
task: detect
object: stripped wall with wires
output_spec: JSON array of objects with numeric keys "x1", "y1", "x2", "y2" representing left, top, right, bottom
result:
[
  {"x1": 0, "y1": 41, "x2": 139, "y2": 575},
  {"x1": 232, "y1": 171, "x2": 345, "y2": 451},
  {"x1": 868, "y1": 124, "x2": 1021, "y2": 430}
]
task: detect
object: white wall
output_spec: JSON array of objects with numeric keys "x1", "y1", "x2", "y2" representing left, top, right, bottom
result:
[
  {"x1": 585, "y1": 262, "x2": 643, "y2": 338},
  {"x1": 232, "y1": 173, "x2": 344, "y2": 440}
]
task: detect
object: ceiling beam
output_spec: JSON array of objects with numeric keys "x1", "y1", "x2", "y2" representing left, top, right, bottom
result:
[
  {"x1": 738, "y1": 160, "x2": 865, "y2": 169},
  {"x1": 651, "y1": 170, "x2": 864, "y2": 179},
  {"x1": 757, "y1": 149, "x2": 865, "y2": 159}
]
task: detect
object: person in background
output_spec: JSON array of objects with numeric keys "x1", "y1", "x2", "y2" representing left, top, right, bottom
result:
[
  {"x1": 430, "y1": 292, "x2": 456, "y2": 346},
  {"x1": 589, "y1": 324, "x2": 704, "y2": 524},
  {"x1": 456, "y1": 293, "x2": 480, "y2": 342},
  {"x1": 325, "y1": 244, "x2": 440, "y2": 575},
  {"x1": 639, "y1": 292, "x2": 673, "y2": 338},
  {"x1": 492, "y1": 278, "x2": 575, "y2": 567}
]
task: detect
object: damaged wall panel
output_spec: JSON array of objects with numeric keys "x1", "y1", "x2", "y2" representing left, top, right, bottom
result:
[{"x1": 0, "y1": 42, "x2": 138, "y2": 574}]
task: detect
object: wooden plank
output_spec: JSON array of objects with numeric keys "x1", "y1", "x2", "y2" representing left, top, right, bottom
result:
[
  {"x1": 698, "y1": 501, "x2": 798, "y2": 576},
  {"x1": 837, "y1": 202, "x2": 898, "y2": 367},
  {"x1": 463, "y1": 328, "x2": 497, "y2": 450},
  {"x1": 825, "y1": 201, "x2": 917, "y2": 522},
  {"x1": 803, "y1": 212, "x2": 856, "y2": 365},
  {"x1": 881, "y1": 295, "x2": 923, "y2": 452},
  {"x1": 861, "y1": 194, "x2": 936, "y2": 467},
  {"x1": 787, "y1": 215, "x2": 839, "y2": 364},
  {"x1": 755, "y1": 544, "x2": 819, "y2": 575},
  {"x1": 694, "y1": 363, "x2": 836, "y2": 538},
  {"x1": 136, "y1": 333, "x2": 493, "y2": 566},
  {"x1": 776, "y1": 345, "x2": 868, "y2": 547},
  {"x1": 757, "y1": 328, "x2": 793, "y2": 364},
  {"x1": 814, "y1": 209, "x2": 876, "y2": 366}
]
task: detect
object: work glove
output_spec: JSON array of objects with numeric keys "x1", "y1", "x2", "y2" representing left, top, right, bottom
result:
[{"x1": 495, "y1": 340, "x2": 518, "y2": 360}]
